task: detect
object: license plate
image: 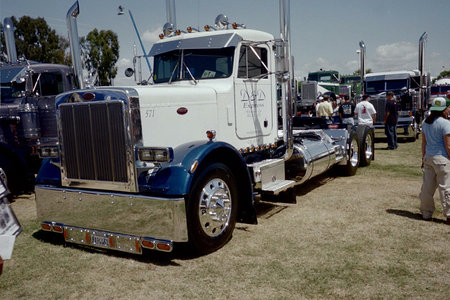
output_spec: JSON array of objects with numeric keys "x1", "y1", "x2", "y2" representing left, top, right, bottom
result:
[{"x1": 91, "y1": 234, "x2": 109, "y2": 247}]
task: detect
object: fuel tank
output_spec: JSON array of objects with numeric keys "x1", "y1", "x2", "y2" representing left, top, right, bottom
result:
[{"x1": 285, "y1": 130, "x2": 339, "y2": 184}]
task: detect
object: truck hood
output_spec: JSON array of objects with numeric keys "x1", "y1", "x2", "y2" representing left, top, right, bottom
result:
[{"x1": 135, "y1": 85, "x2": 219, "y2": 148}]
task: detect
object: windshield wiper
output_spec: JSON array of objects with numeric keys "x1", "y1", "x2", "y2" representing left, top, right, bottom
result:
[
  {"x1": 168, "y1": 61, "x2": 180, "y2": 84},
  {"x1": 183, "y1": 61, "x2": 198, "y2": 85}
]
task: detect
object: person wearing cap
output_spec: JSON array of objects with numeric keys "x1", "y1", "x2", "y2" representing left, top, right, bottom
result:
[
  {"x1": 384, "y1": 91, "x2": 399, "y2": 149},
  {"x1": 355, "y1": 94, "x2": 376, "y2": 126},
  {"x1": 339, "y1": 95, "x2": 355, "y2": 126},
  {"x1": 419, "y1": 97, "x2": 450, "y2": 225},
  {"x1": 317, "y1": 95, "x2": 333, "y2": 119}
]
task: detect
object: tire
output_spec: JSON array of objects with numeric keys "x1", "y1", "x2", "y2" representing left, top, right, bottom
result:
[
  {"x1": 0, "y1": 156, "x2": 20, "y2": 196},
  {"x1": 359, "y1": 126, "x2": 374, "y2": 167},
  {"x1": 342, "y1": 131, "x2": 360, "y2": 176},
  {"x1": 187, "y1": 162, "x2": 238, "y2": 254}
]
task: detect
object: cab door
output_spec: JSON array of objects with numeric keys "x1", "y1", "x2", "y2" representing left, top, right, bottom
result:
[{"x1": 234, "y1": 45, "x2": 273, "y2": 140}]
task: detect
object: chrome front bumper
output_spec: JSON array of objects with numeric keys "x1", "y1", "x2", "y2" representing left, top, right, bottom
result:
[{"x1": 35, "y1": 186, "x2": 188, "y2": 243}]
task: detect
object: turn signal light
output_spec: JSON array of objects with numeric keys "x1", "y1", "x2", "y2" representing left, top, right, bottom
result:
[
  {"x1": 41, "y1": 223, "x2": 52, "y2": 231},
  {"x1": 156, "y1": 242, "x2": 172, "y2": 252},
  {"x1": 142, "y1": 239, "x2": 155, "y2": 249},
  {"x1": 53, "y1": 225, "x2": 64, "y2": 233}
]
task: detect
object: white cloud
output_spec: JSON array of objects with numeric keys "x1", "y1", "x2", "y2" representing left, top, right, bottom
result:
[
  {"x1": 118, "y1": 58, "x2": 131, "y2": 67},
  {"x1": 142, "y1": 26, "x2": 163, "y2": 44},
  {"x1": 370, "y1": 41, "x2": 417, "y2": 72}
]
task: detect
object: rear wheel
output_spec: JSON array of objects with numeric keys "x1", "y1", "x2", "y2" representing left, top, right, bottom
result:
[
  {"x1": 187, "y1": 163, "x2": 238, "y2": 254},
  {"x1": 359, "y1": 126, "x2": 374, "y2": 166},
  {"x1": 342, "y1": 131, "x2": 360, "y2": 176}
]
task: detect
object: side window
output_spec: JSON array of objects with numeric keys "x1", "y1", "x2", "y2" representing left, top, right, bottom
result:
[
  {"x1": 32, "y1": 72, "x2": 64, "y2": 96},
  {"x1": 238, "y1": 46, "x2": 268, "y2": 79}
]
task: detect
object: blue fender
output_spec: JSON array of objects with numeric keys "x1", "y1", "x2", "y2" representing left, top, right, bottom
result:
[
  {"x1": 35, "y1": 158, "x2": 62, "y2": 186},
  {"x1": 139, "y1": 140, "x2": 257, "y2": 224}
]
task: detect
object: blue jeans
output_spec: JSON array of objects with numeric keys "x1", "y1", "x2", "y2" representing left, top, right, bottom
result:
[{"x1": 385, "y1": 124, "x2": 397, "y2": 149}]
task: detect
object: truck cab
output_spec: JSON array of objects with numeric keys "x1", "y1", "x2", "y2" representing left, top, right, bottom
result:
[{"x1": 364, "y1": 71, "x2": 421, "y2": 140}]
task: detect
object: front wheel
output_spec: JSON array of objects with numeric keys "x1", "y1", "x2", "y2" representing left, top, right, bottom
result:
[{"x1": 187, "y1": 163, "x2": 238, "y2": 254}]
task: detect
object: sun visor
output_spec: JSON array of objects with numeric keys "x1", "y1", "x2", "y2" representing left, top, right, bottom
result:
[{"x1": 149, "y1": 33, "x2": 242, "y2": 56}]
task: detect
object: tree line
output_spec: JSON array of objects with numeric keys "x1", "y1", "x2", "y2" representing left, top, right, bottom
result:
[{"x1": 0, "y1": 16, "x2": 119, "y2": 86}]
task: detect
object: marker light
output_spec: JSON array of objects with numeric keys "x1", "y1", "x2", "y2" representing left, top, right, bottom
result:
[
  {"x1": 156, "y1": 242, "x2": 172, "y2": 252},
  {"x1": 159, "y1": 33, "x2": 164, "y2": 39},
  {"x1": 142, "y1": 239, "x2": 155, "y2": 249},
  {"x1": 232, "y1": 22, "x2": 238, "y2": 29},
  {"x1": 41, "y1": 223, "x2": 52, "y2": 231},
  {"x1": 176, "y1": 29, "x2": 181, "y2": 35},
  {"x1": 187, "y1": 26, "x2": 193, "y2": 33},
  {"x1": 204, "y1": 25, "x2": 210, "y2": 31},
  {"x1": 206, "y1": 130, "x2": 216, "y2": 141},
  {"x1": 52, "y1": 225, "x2": 64, "y2": 233}
]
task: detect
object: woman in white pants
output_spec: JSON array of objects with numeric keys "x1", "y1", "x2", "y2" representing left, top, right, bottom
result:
[{"x1": 419, "y1": 97, "x2": 450, "y2": 224}]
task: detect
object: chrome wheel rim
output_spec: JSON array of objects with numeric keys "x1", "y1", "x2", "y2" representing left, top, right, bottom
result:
[
  {"x1": 198, "y1": 178, "x2": 232, "y2": 237},
  {"x1": 364, "y1": 134, "x2": 373, "y2": 160},
  {"x1": 349, "y1": 137, "x2": 359, "y2": 167}
]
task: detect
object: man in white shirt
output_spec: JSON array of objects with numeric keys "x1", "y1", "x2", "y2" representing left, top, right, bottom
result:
[
  {"x1": 317, "y1": 95, "x2": 333, "y2": 119},
  {"x1": 355, "y1": 94, "x2": 376, "y2": 126}
]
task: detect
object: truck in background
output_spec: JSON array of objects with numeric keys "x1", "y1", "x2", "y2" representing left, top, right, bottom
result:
[
  {"x1": 364, "y1": 70, "x2": 424, "y2": 141},
  {"x1": 0, "y1": 17, "x2": 77, "y2": 195},
  {"x1": 35, "y1": 0, "x2": 374, "y2": 255},
  {"x1": 430, "y1": 77, "x2": 450, "y2": 102}
]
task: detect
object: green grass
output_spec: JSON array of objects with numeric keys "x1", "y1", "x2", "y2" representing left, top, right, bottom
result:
[{"x1": 1, "y1": 136, "x2": 449, "y2": 299}]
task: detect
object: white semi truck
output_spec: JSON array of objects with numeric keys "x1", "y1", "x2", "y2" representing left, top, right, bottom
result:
[{"x1": 35, "y1": 0, "x2": 373, "y2": 254}]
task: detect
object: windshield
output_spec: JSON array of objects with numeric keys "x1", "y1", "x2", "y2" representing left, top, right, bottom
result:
[
  {"x1": 153, "y1": 47, "x2": 234, "y2": 83},
  {"x1": 366, "y1": 79, "x2": 408, "y2": 94},
  {"x1": 431, "y1": 86, "x2": 450, "y2": 94}
]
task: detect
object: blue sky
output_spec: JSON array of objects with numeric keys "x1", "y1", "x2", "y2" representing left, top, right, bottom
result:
[{"x1": 1, "y1": 0, "x2": 449, "y2": 85}]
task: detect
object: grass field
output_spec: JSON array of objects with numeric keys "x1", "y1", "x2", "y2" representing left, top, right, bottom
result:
[{"x1": 1, "y1": 137, "x2": 449, "y2": 299}]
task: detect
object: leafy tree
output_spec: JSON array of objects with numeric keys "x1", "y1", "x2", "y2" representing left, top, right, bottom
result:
[
  {"x1": 81, "y1": 29, "x2": 119, "y2": 86},
  {"x1": 353, "y1": 68, "x2": 372, "y2": 75},
  {"x1": 436, "y1": 70, "x2": 450, "y2": 81},
  {"x1": 10, "y1": 16, "x2": 70, "y2": 64}
]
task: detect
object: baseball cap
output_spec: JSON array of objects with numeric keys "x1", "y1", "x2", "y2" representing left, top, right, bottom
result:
[{"x1": 430, "y1": 97, "x2": 450, "y2": 111}]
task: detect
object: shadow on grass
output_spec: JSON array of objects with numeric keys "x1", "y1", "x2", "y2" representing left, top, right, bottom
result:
[{"x1": 386, "y1": 209, "x2": 447, "y2": 224}]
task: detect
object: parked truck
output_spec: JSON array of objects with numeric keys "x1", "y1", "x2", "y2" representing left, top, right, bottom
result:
[
  {"x1": 35, "y1": 0, "x2": 373, "y2": 254},
  {"x1": 362, "y1": 33, "x2": 430, "y2": 141},
  {"x1": 0, "y1": 17, "x2": 76, "y2": 196}
]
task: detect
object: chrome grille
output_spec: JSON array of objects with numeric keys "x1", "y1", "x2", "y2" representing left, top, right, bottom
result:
[{"x1": 59, "y1": 101, "x2": 128, "y2": 183}]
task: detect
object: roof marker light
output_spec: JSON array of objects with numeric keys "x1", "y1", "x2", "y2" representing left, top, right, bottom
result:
[{"x1": 204, "y1": 25, "x2": 210, "y2": 31}]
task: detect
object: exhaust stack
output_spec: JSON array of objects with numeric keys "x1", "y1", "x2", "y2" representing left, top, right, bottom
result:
[
  {"x1": 279, "y1": 0, "x2": 293, "y2": 160},
  {"x1": 418, "y1": 32, "x2": 427, "y2": 110},
  {"x1": 3, "y1": 17, "x2": 18, "y2": 63},
  {"x1": 66, "y1": 1, "x2": 84, "y2": 89},
  {"x1": 359, "y1": 41, "x2": 366, "y2": 95},
  {"x1": 166, "y1": 0, "x2": 177, "y2": 30}
]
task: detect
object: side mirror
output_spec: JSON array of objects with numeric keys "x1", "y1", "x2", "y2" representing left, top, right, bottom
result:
[{"x1": 124, "y1": 68, "x2": 134, "y2": 78}]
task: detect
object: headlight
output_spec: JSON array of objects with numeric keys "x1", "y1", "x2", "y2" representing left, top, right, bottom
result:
[
  {"x1": 137, "y1": 147, "x2": 173, "y2": 163},
  {"x1": 38, "y1": 145, "x2": 59, "y2": 158}
]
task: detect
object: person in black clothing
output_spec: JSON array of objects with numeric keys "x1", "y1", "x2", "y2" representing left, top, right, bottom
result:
[
  {"x1": 384, "y1": 91, "x2": 399, "y2": 149},
  {"x1": 339, "y1": 95, "x2": 355, "y2": 126}
]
